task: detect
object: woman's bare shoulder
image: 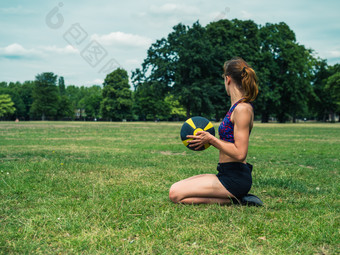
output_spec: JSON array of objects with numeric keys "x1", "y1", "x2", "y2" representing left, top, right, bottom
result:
[{"x1": 234, "y1": 102, "x2": 253, "y2": 115}]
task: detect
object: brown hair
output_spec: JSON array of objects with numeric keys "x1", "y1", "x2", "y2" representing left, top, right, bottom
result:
[{"x1": 223, "y1": 57, "x2": 258, "y2": 102}]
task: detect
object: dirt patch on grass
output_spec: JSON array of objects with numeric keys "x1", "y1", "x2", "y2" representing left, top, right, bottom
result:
[
  {"x1": 299, "y1": 165, "x2": 314, "y2": 169},
  {"x1": 159, "y1": 151, "x2": 187, "y2": 156}
]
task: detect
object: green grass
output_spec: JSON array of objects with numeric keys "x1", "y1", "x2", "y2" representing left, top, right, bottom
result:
[{"x1": 0, "y1": 121, "x2": 339, "y2": 254}]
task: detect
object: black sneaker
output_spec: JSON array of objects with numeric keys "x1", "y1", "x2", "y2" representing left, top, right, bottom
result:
[
  {"x1": 231, "y1": 194, "x2": 263, "y2": 206},
  {"x1": 240, "y1": 194, "x2": 263, "y2": 206}
]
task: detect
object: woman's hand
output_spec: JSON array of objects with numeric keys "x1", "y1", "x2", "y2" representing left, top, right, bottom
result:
[{"x1": 186, "y1": 131, "x2": 214, "y2": 150}]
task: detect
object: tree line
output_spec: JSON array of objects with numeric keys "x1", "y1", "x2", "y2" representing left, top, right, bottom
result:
[{"x1": 1, "y1": 19, "x2": 339, "y2": 122}]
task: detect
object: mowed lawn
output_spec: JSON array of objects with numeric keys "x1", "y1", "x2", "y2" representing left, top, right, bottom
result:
[{"x1": 0, "y1": 121, "x2": 339, "y2": 254}]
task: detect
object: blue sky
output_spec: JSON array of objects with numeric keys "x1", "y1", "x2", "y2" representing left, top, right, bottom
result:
[{"x1": 1, "y1": 0, "x2": 339, "y2": 86}]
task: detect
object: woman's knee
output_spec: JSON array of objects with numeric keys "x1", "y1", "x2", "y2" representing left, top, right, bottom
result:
[{"x1": 169, "y1": 183, "x2": 182, "y2": 203}]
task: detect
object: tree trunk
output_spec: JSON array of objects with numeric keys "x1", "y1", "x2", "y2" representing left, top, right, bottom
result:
[
  {"x1": 330, "y1": 111, "x2": 335, "y2": 123},
  {"x1": 186, "y1": 105, "x2": 190, "y2": 119},
  {"x1": 261, "y1": 112, "x2": 269, "y2": 123},
  {"x1": 293, "y1": 115, "x2": 296, "y2": 123},
  {"x1": 215, "y1": 113, "x2": 220, "y2": 122},
  {"x1": 323, "y1": 111, "x2": 327, "y2": 122}
]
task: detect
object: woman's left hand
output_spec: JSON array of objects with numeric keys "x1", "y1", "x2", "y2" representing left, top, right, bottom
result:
[{"x1": 186, "y1": 131, "x2": 214, "y2": 150}]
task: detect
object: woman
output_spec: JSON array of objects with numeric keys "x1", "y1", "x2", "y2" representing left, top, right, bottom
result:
[{"x1": 169, "y1": 57, "x2": 259, "y2": 205}]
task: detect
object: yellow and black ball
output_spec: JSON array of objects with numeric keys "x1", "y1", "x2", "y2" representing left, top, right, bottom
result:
[{"x1": 180, "y1": 116, "x2": 215, "y2": 151}]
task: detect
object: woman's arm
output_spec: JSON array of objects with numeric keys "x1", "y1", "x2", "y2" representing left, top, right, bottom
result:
[{"x1": 187, "y1": 104, "x2": 252, "y2": 161}]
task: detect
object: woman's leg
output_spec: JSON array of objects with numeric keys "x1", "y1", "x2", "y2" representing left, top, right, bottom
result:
[{"x1": 169, "y1": 174, "x2": 234, "y2": 205}]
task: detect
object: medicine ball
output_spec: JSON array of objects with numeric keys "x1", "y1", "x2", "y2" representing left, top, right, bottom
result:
[{"x1": 180, "y1": 116, "x2": 215, "y2": 151}]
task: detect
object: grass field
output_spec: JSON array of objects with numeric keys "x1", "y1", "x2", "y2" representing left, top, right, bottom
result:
[{"x1": 0, "y1": 121, "x2": 339, "y2": 254}]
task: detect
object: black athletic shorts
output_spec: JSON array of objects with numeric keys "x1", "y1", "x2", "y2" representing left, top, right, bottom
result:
[{"x1": 216, "y1": 162, "x2": 252, "y2": 199}]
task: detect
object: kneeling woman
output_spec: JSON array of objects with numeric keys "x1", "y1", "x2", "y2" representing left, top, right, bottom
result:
[{"x1": 169, "y1": 57, "x2": 258, "y2": 205}]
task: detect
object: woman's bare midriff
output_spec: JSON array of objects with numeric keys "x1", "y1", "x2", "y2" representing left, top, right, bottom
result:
[{"x1": 219, "y1": 151, "x2": 246, "y2": 164}]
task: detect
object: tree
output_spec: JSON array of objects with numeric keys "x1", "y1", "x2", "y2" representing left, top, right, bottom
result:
[
  {"x1": 132, "y1": 80, "x2": 171, "y2": 120},
  {"x1": 170, "y1": 22, "x2": 215, "y2": 118},
  {"x1": 325, "y1": 67, "x2": 340, "y2": 121},
  {"x1": 78, "y1": 85, "x2": 103, "y2": 119},
  {"x1": 58, "y1": 76, "x2": 66, "y2": 95},
  {"x1": 257, "y1": 22, "x2": 314, "y2": 122},
  {"x1": 101, "y1": 68, "x2": 132, "y2": 120},
  {"x1": 136, "y1": 21, "x2": 216, "y2": 118},
  {"x1": 30, "y1": 72, "x2": 60, "y2": 120},
  {"x1": 0, "y1": 94, "x2": 16, "y2": 118},
  {"x1": 308, "y1": 61, "x2": 340, "y2": 121},
  {"x1": 164, "y1": 93, "x2": 186, "y2": 120},
  {"x1": 20, "y1": 81, "x2": 35, "y2": 120},
  {"x1": 6, "y1": 82, "x2": 26, "y2": 119},
  {"x1": 0, "y1": 81, "x2": 35, "y2": 120},
  {"x1": 65, "y1": 85, "x2": 81, "y2": 117},
  {"x1": 135, "y1": 20, "x2": 261, "y2": 120},
  {"x1": 55, "y1": 76, "x2": 73, "y2": 120},
  {"x1": 56, "y1": 94, "x2": 73, "y2": 120}
]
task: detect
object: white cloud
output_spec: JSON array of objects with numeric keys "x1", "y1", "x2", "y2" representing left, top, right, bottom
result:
[
  {"x1": 0, "y1": 43, "x2": 80, "y2": 59},
  {"x1": 329, "y1": 50, "x2": 340, "y2": 58},
  {"x1": 81, "y1": 79, "x2": 104, "y2": 86},
  {"x1": 0, "y1": 43, "x2": 41, "y2": 58},
  {"x1": 92, "y1": 79, "x2": 104, "y2": 85},
  {"x1": 240, "y1": 10, "x2": 252, "y2": 19},
  {"x1": 209, "y1": 7, "x2": 231, "y2": 22},
  {"x1": 39, "y1": 45, "x2": 79, "y2": 54},
  {"x1": 149, "y1": 3, "x2": 200, "y2": 16},
  {"x1": 150, "y1": 3, "x2": 177, "y2": 14},
  {"x1": 3, "y1": 43, "x2": 28, "y2": 54},
  {"x1": 0, "y1": 5, "x2": 35, "y2": 14},
  {"x1": 91, "y1": 32, "x2": 152, "y2": 48}
]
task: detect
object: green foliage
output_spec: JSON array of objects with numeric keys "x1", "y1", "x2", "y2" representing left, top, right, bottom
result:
[
  {"x1": 101, "y1": 68, "x2": 132, "y2": 120},
  {"x1": 0, "y1": 81, "x2": 35, "y2": 120},
  {"x1": 164, "y1": 94, "x2": 186, "y2": 120},
  {"x1": 134, "y1": 19, "x2": 326, "y2": 122},
  {"x1": 257, "y1": 23, "x2": 314, "y2": 122},
  {"x1": 0, "y1": 94, "x2": 16, "y2": 117},
  {"x1": 78, "y1": 85, "x2": 103, "y2": 119},
  {"x1": 137, "y1": 22, "x2": 216, "y2": 119},
  {"x1": 55, "y1": 76, "x2": 73, "y2": 120},
  {"x1": 56, "y1": 95, "x2": 74, "y2": 120},
  {"x1": 30, "y1": 72, "x2": 60, "y2": 120},
  {"x1": 7, "y1": 82, "x2": 26, "y2": 118},
  {"x1": 325, "y1": 67, "x2": 340, "y2": 113},
  {"x1": 132, "y1": 80, "x2": 171, "y2": 120},
  {"x1": 58, "y1": 76, "x2": 66, "y2": 96},
  {"x1": 309, "y1": 61, "x2": 339, "y2": 121},
  {"x1": 20, "y1": 81, "x2": 35, "y2": 120}
]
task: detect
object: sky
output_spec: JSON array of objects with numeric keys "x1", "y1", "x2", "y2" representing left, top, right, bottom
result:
[{"x1": 1, "y1": 0, "x2": 339, "y2": 87}]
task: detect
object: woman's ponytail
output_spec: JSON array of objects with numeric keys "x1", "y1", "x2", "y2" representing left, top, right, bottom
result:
[
  {"x1": 241, "y1": 66, "x2": 258, "y2": 102},
  {"x1": 223, "y1": 57, "x2": 259, "y2": 102}
]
